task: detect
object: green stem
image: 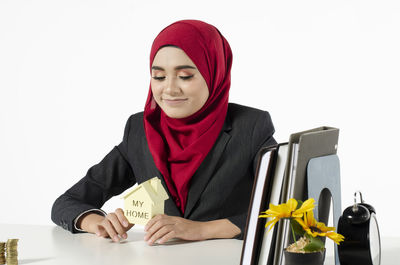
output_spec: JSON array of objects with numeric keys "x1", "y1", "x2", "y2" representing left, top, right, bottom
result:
[{"x1": 291, "y1": 223, "x2": 297, "y2": 246}]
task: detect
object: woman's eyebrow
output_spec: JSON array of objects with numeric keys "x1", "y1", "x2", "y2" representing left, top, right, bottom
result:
[
  {"x1": 151, "y1": 66, "x2": 164, "y2": 71},
  {"x1": 151, "y1": 65, "x2": 197, "y2": 71},
  {"x1": 175, "y1": 65, "x2": 196, "y2": 70}
]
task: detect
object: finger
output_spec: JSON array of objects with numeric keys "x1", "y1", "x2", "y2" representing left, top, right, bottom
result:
[
  {"x1": 115, "y1": 208, "x2": 130, "y2": 228},
  {"x1": 158, "y1": 230, "x2": 176, "y2": 244},
  {"x1": 106, "y1": 213, "x2": 127, "y2": 239},
  {"x1": 94, "y1": 225, "x2": 108, "y2": 238},
  {"x1": 101, "y1": 219, "x2": 119, "y2": 242},
  {"x1": 144, "y1": 214, "x2": 163, "y2": 232},
  {"x1": 144, "y1": 215, "x2": 174, "y2": 241},
  {"x1": 147, "y1": 225, "x2": 173, "y2": 246}
]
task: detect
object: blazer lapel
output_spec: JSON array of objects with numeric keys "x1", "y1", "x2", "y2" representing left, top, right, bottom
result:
[
  {"x1": 141, "y1": 130, "x2": 182, "y2": 217},
  {"x1": 184, "y1": 116, "x2": 232, "y2": 218}
]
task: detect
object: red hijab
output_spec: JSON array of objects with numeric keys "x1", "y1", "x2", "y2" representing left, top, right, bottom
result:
[{"x1": 144, "y1": 20, "x2": 232, "y2": 214}]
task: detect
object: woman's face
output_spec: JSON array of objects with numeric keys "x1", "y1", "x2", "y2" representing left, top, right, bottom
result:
[{"x1": 151, "y1": 46, "x2": 209, "y2": 119}]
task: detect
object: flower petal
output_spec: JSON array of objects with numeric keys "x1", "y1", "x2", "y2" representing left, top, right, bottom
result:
[
  {"x1": 292, "y1": 199, "x2": 314, "y2": 218},
  {"x1": 315, "y1": 221, "x2": 335, "y2": 233},
  {"x1": 287, "y1": 198, "x2": 298, "y2": 212},
  {"x1": 265, "y1": 218, "x2": 280, "y2": 232},
  {"x1": 327, "y1": 232, "x2": 345, "y2": 245}
]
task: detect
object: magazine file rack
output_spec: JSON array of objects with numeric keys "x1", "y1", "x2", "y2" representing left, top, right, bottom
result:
[{"x1": 307, "y1": 154, "x2": 341, "y2": 265}]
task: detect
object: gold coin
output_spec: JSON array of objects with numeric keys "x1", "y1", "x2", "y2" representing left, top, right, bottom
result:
[
  {"x1": 5, "y1": 258, "x2": 18, "y2": 264},
  {"x1": 6, "y1": 247, "x2": 17, "y2": 251},
  {"x1": 6, "y1": 239, "x2": 18, "y2": 246},
  {"x1": 6, "y1": 245, "x2": 17, "y2": 248}
]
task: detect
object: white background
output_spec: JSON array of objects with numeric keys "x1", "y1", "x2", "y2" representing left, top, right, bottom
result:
[{"x1": 1, "y1": 0, "x2": 399, "y2": 237}]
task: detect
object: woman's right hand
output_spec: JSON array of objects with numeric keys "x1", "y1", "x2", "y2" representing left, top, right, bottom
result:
[{"x1": 78, "y1": 208, "x2": 134, "y2": 242}]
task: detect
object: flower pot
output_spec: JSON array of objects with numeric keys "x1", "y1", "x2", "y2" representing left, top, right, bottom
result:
[{"x1": 284, "y1": 248, "x2": 326, "y2": 265}]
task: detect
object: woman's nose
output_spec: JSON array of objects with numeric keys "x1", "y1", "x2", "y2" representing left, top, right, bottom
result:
[{"x1": 165, "y1": 77, "x2": 182, "y2": 95}]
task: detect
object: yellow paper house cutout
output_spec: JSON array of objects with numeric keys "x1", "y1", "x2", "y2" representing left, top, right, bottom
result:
[{"x1": 122, "y1": 177, "x2": 169, "y2": 225}]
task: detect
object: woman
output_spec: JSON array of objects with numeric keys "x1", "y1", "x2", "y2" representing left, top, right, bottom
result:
[{"x1": 51, "y1": 20, "x2": 276, "y2": 245}]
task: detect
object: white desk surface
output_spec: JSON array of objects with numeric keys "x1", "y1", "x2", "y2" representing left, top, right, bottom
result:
[{"x1": 0, "y1": 224, "x2": 399, "y2": 265}]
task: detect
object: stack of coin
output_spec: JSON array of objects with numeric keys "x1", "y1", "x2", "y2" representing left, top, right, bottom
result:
[
  {"x1": 0, "y1": 242, "x2": 5, "y2": 265},
  {"x1": 5, "y1": 239, "x2": 18, "y2": 265}
]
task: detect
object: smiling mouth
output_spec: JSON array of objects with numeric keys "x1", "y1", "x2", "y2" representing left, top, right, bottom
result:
[{"x1": 162, "y1": 98, "x2": 188, "y2": 106}]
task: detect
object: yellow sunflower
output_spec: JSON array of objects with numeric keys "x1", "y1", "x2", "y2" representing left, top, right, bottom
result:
[
  {"x1": 259, "y1": 198, "x2": 315, "y2": 231},
  {"x1": 295, "y1": 210, "x2": 344, "y2": 245}
]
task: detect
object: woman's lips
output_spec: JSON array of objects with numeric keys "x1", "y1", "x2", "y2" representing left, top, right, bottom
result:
[{"x1": 162, "y1": 98, "x2": 188, "y2": 106}]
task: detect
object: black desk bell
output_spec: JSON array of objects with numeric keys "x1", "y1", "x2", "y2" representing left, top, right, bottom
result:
[{"x1": 338, "y1": 191, "x2": 381, "y2": 265}]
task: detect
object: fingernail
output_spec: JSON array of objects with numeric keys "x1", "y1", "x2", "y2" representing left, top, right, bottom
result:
[
  {"x1": 113, "y1": 235, "x2": 119, "y2": 242},
  {"x1": 123, "y1": 221, "x2": 129, "y2": 227},
  {"x1": 95, "y1": 232, "x2": 100, "y2": 237},
  {"x1": 122, "y1": 233, "x2": 127, "y2": 239}
]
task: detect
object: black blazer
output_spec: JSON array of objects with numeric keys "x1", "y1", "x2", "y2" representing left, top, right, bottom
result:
[{"x1": 51, "y1": 103, "x2": 276, "y2": 239}]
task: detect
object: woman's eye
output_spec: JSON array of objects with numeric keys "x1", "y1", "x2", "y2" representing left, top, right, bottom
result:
[
  {"x1": 179, "y1": 75, "x2": 194, "y2": 80},
  {"x1": 152, "y1": 76, "x2": 165, "y2": 81}
]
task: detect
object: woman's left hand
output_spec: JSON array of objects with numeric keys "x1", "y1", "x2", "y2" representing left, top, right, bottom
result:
[{"x1": 144, "y1": 214, "x2": 206, "y2": 245}]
